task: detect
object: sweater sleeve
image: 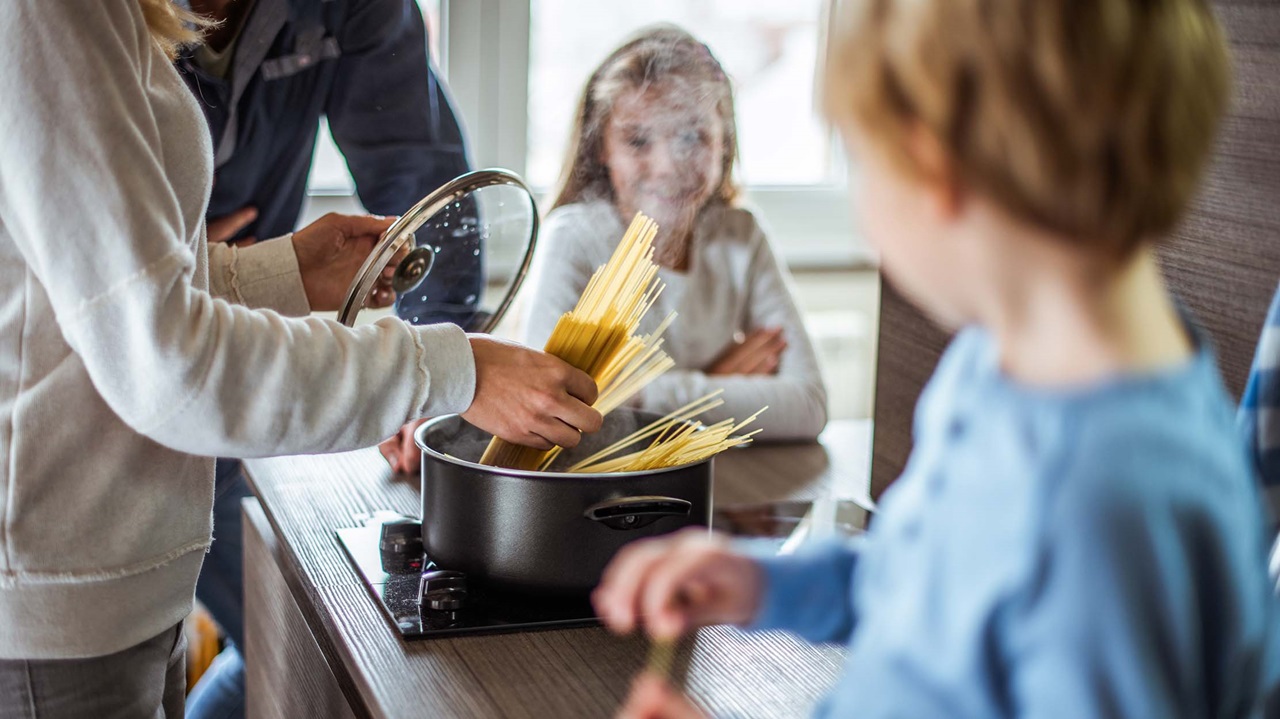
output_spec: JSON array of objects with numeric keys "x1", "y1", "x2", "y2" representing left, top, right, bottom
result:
[
  {"x1": 206, "y1": 235, "x2": 311, "y2": 316},
  {"x1": 637, "y1": 219, "x2": 829, "y2": 441},
  {"x1": 518, "y1": 210, "x2": 599, "y2": 349},
  {"x1": 0, "y1": 1, "x2": 475, "y2": 458}
]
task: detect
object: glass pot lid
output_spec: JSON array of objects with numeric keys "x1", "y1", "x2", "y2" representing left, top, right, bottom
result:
[{"x1": 337, "y1": 168, "x2": 539, "y2": 332}]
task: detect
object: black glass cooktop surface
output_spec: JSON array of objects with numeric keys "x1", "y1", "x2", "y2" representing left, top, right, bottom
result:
[
  {"x1": 336, "y1": 520, "x2": 598, "y2": 640},
  {"x1": 339, "y1": 497, "x2": 870, "y2": 641}
]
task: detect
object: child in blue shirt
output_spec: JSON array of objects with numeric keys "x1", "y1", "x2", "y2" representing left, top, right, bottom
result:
[{"x1": 593, "y1": 0, "x2": 1280, "y2": 717}]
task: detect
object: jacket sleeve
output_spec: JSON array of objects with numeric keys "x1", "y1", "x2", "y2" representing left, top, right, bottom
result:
[
  {"x1": 0, "y1": 0, "x2": 475, "y2": 459},
  {"x1": 325, "y1": 0, "x2": 480, "y2": 329},
  {"x1": 326, "y1": 0, "x2": 470, "y2": 216}
]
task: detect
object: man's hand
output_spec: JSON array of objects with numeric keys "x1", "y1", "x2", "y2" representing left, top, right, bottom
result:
[
  {"x1": 462, "y1": 336, "x2": 603, "y2": 449},
  {"x1": 379, "y1": 419, "x2": 427, "y2": 475},
  {"x1": 207, "y1": 206, "x2": 259, "y2": 246},
  {"x1": 292, "y1": 213, "x2": 397, "y2": 312},
  {"x1": 706, "y1": 327, "x2": 786, "y2": 376}
]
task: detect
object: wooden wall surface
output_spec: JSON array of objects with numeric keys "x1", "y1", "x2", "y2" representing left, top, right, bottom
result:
[{"x1": 870, "y1": 1, "x2": 1280, "y2": 498}]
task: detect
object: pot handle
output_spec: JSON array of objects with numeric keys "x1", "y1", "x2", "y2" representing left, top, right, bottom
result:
[{"x1": 584, "y1": 496, "x2": 692, "y2": 531}]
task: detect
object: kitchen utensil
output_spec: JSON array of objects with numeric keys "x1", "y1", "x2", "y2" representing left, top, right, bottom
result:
[
  {"x1": 414, "y1": 408, "x2": 713, "y2": 596},
  {"x1": 336, "y1": 168, "x2": 538, "y2": 333}
]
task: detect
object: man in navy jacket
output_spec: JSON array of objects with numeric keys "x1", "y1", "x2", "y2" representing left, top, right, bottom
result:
[{"x1": 177, "y1": 2, "x2": 474, "y2": 717}]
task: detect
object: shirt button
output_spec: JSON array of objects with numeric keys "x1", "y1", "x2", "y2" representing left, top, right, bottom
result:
[{"x1": 948, "y1": 418, "x2": 967, "y2": 440}]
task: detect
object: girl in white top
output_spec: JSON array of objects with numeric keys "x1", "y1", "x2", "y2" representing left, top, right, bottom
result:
[
  {"x1": 521, "y1": 26, "x2": 828, "y2": 442},
  {"x1": 0, "y1": 2, "x2": 599, "y2": 714}
]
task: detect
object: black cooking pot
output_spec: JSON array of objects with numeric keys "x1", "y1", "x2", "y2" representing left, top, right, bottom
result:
[{"x1": 414, "y1": 409, "x2": 713, "y2": 597}]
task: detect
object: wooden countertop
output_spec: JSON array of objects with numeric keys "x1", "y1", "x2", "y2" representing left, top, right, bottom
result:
[{"x1": 242, "y1": 419, "x2": 871, "y2": 719}]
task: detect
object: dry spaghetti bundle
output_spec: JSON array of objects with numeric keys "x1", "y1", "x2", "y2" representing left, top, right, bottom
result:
[
  {"x1": 480, "y1": 213, "x2": 674, "y2": 470},
  {"x1": 563, "y1": 391, "x2": 765, "y2": 474}
]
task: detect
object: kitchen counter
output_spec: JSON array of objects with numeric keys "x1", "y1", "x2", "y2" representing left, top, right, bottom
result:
[{"x1": 241, "y1": 419, "x2": 872, "y2": 719}]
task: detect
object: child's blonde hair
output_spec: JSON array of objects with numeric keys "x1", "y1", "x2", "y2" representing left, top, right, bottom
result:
[
  {"x1": 824, "y1": 0, "x2": 1231, "y2": 258},
  {"x1": 551, "y1": 25, "x2": 741, "y2": 211},
  {"x1": 137, "y1": 0, "x2": 212, "y2": 60}
]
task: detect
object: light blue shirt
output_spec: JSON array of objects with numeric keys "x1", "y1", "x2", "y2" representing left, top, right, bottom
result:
[{"x1": 751, "y1": 328, "x2": 1280, "y2": 718}]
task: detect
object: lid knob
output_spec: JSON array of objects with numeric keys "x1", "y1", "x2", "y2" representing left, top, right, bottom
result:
[{"x1": 391, "y1": 244, "x2": 436, "y2": 294}]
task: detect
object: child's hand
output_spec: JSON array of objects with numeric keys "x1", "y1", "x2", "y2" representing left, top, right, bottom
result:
[
  {"x1": 593, "y1": 529, "x2": 763, "y2": 639},
  {"x1": 617, "y1": 672, "x2": 708, "y2": 719},
  {"x1": 706, "y1": 327, "x2": 786, "y2": 376}
]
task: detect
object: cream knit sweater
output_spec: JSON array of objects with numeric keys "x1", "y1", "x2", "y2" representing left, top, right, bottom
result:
[{"x1": 0, "y1": 1, "x2": 476, "y2": 659}]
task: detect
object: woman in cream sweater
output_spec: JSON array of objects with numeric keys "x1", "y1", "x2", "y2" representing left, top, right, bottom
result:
[{"x1": 0, "y1": 2, "x2": 600, "y2": 715}]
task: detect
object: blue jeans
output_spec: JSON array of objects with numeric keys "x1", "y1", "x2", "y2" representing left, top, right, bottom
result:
[{"x1": 186, "y1": 459, "x2": 249, "y2": 719}]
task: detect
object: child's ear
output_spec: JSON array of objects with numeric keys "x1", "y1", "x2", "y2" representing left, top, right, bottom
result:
[{"x1": 907, "y1": 125, "x2": 965, "y2": 221}]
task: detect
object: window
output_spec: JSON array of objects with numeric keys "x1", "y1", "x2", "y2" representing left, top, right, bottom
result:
[
  {"x1": 419, "y1": 0, "x2": 443, "y2": 62},
  {"x1": 527, "y1": 0, "x2": 836, "y2": 189},
  {"x1": 305, "y1": 0, "x2": 865, "y2": 267}
]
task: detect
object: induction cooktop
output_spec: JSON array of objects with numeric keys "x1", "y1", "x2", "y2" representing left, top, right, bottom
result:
[{"x1": 338, "y1": 498, "x2": 869, "y2": 641}]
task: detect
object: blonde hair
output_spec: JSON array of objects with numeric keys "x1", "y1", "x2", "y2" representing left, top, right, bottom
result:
[
  {"x1": 824, "y1": 0, "x2": 1231, "y2": 258},
  {"x1": 551, "y1": 25, "x2": 741, "y2": 211},
  {"x1": 137, "y1": 0, "x2": 212, "y2": 60}
]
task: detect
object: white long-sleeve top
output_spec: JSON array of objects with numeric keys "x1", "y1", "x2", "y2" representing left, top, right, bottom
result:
[
  {"x1": 521, "y1": 201, "x2": 827, "y2": 441},
  {"x1": 0, "y1": 1, "x2": 476, "y2": 659}
]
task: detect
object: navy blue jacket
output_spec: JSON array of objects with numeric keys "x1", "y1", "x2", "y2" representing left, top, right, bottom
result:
[{"x1": 178, "y1": 0, "x2": 480, "y2": 325}]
